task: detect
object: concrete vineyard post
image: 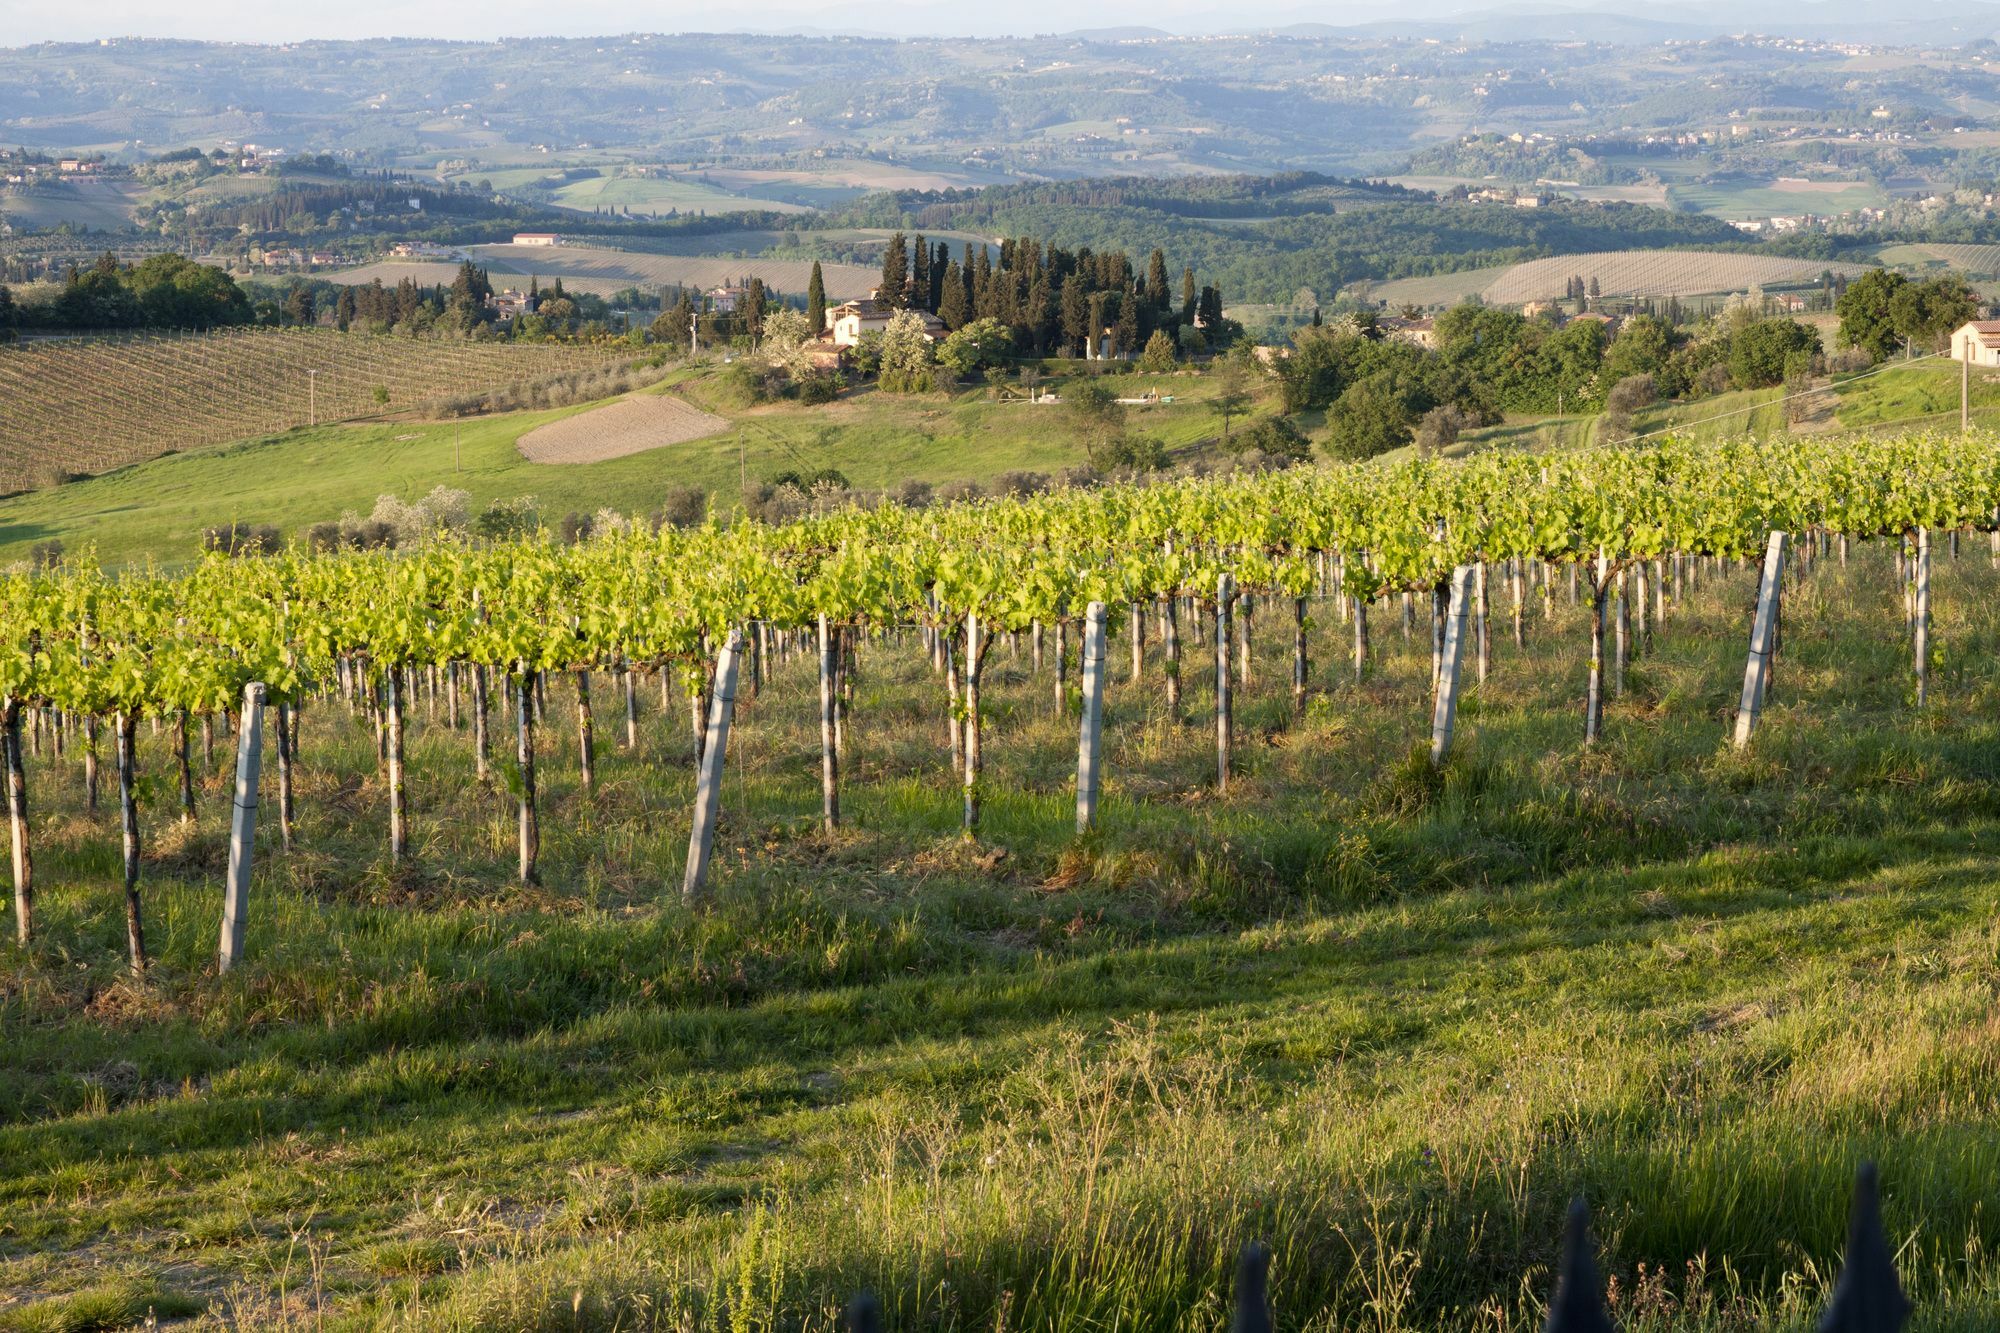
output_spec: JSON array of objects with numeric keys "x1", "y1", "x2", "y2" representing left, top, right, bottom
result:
[
  {"x1": 962, "y1": 612, "x2": 986, "y2": 836},
  {"x1": 622, "y1": 667, "x2": 638, "y2": 749},
  {"x1": 1732, "y1": 531, "x2": 1789, "y2": 749},
  {"x1": 385, "y1": 668, "x2": 407, "y2": 862},
  {"x1": 1431, "y1": 567, "x2": 1475, "y2": 768},
  {"x1": 1291, "y1": 597, "x2": 1308, "y2": 714},
  {"x1": 1915, "y1": 527, "x2": 1932, "y2": 708},
  {"x1": 275, "y1": 701, "x2": 295, "y2": 853},
  {"x1": 1353, "y1": 593, "x2": 1370, "y2": 683},
  {"x1": 218, "y1": 682, "x2": 265, "y2": 974},
  {"x1": 117, "y1": 712, "x2": 143, "y2": 977},
  {"x1": 4, "y1": 699, "x2": 29, "y2": 946},
  {"x1": 1215, "y1": 574, "x2": 1234, "y2": 791},
  {"x1": 1474, "y1": 561, "x2": 1490, "y2": 684},
  {"x1": 1076, "y1": 601, "x2": 1108, "y2": 833},
  {"x1": 682, "y1": 628, "x2": 744, "y2": 904},
  {"x1": 516, "y1": 668, "x2": 538, "y2": 884},
  {"x1": 818, "y1": 614, "x2": 839, "y2": 833},
  {"x1": 1129, "y1": 602, "x2": 1144, "y2": 683},
  {"x1": 1162, "y1": 594, "x2": 1182, "y2": 718},
  {"x1": 1585, "y1": 554, "x2": 1608, "y2": 745},
  {"x1": 471, "y1": 664, "x2": 489, "y2": 782},
  {"x1": 575, "y1": 670, "x2": 595, "y2": 794}
]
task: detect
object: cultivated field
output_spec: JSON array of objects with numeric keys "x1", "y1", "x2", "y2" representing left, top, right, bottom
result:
[
  {"x1": 0, "y1": 328, "x2": 634, "y2": 491},
  {"x1": 1883, "y1": 243, "x2": 2000, "y2": 277},
  {"x1": 1483, "y1": 250, "x2": 1871, "y2": 303},
  {"x1": 516, "y1": 392, "x2": 729, "y2": 463},
  {"x1": 330, "y1": 245, "x2": 880, "y2": 300}
]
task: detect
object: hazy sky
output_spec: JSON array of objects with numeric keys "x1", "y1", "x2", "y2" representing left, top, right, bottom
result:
[{"x1": 3, "y1": 0, "x2": 1422, "y2": 45}]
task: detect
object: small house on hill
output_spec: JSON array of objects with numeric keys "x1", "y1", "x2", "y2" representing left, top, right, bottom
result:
[
  {"x1": 827, "y1": 295, "x2": 945, "y2": 348},
  {"x1": 1950, "y1": 321, "x2": 2000, "y2": 368}
]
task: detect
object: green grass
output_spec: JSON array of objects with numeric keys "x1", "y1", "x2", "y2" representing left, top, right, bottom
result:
[
  {"x1": 0, "y1": 367, "x2": 1252, "y2": 570},
  {"x1": 1833, "y1": 359, "x2": 2000, "y2": 431},
  {"x1": 1665, "y1": 177, "x2": 1887, "y2": 221},
  {"x1": 6, "y1": 542, "x2": 2000, "y2": 1327}
]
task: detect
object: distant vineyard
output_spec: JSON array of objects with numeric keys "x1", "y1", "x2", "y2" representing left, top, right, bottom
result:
[
  {"x1": 1370, "y1": 250, "x2": 1872, "y2": 308},
  {"x1": 329, "y1": 245, "x2": 881, "y2": 301},
  {"x1": 0, "y1": 327, "x2": 634, "y2": 493},
  {"x1": 1896, "y1": 243, "x2": 2000, "y2": 277},
  {"x1": 1480, "y1": 251, "x2": 1870, "y2": 305}
]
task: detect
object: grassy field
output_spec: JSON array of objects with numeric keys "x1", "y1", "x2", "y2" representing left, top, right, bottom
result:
[
  {"x1": 1665, "y1": 177, "x2": 1888, "y2": 221},
  {"x1": 0, "y1": 367, "x2": 1245, "y2": 569},
  {"x1": 6, "y1": 538, "x2": 2000, "y2": 1328},
  {"x1": 550, "y1": 174, "x2": 814, "y2": 217},
  {"x1": 1366, "y1": 252, "x2": 1867, "y2": 310}
]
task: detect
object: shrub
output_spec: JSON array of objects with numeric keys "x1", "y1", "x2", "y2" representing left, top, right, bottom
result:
[
  {"x1": 992, "y1": 470, "x2": 1049, "y2": 498},
  {"x1": 473, "y1": 497, "x2": 538, "y2": 541},
  {"x1": 653, "y1": 484, "x2": 708, "y2": 531},
  {"x1": 1229, "y1": 415, "x2": 1311, "y2": 462},
  {"x1": 306, "y1": 521, "x2": 343, "y2": 552},
  {"x1": 27, "y1": 539, "x2": 64, "y2": 571},
  {"x1": 795, "y1": 371, "x2": 843, "y2": 404},
  {"x1": 557, "y1": 511, "x2": 595, "y2": 545},
  {"x1": 1104, "y1": 434, "x2": 1169, "y2": 472},
  {"x1": 889, "y1": 478, "x2": 934, "y2": 509},
  {"x1": 201, "y1": 522, "x2": 282, "y2": 556}
]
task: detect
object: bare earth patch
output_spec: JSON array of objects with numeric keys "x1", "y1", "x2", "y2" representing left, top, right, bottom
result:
[{"x1": 517, "y1": 395, "x2": 730, "y2": 464}]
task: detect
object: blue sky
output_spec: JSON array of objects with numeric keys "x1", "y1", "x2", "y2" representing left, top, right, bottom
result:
[{"x1": 6, "y1": 0, "x2": 1433, "y2": 44}]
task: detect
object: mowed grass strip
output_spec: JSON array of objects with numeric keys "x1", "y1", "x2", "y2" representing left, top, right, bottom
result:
[{"x1": 4, "y1": 542, "x2": 2000, "y2": 1327}]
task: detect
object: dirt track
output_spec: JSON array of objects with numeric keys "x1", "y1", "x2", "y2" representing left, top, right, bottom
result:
[{"x1": 517, "y1": 394, "x2": 729, "y2": 464}]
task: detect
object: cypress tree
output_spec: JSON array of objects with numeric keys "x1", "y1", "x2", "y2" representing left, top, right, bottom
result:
[
  {"x1": 807, "y1": 261, "x2": 826, "y2": 333},
  {"x1": 937, "y1": 260, "x2": 969, "y2": 330},
  {"x1": 1146, "y1": 249, "x2": 1170, "y2": 310},
  {"x1": 911, "y1": 233, "x2": 931, "y2": 312},
  {"x1": 1181, "y1": 266, "x2": 1197, "y2": 325},
  {"x1": 879, "y1": 231, "x2": 908, "y2": 309},
  {"x1": 933, "y1": 241, "x2": 951, "y2": 309},
  {"x1": 1060, "y1": 278, "x2": 1088, "y2": 356}
]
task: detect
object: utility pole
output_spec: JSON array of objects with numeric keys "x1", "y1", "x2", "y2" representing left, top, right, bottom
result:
[
  {"x1": 1963, "y1": 347, "x2": 1971, "y2": 435},
  {"x1": 307, "y1": 368, "x2": 317, "y2": 427},
  {"x1": 690, "y1": 310, "x2": 698, "y2": 357}
]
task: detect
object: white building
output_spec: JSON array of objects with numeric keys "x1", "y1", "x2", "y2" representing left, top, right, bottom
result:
[
  {"x1": 827, "y1": 296, "x2": 945, "y2": 348},
  {"x1": 512, "y1": 232, "x2": 561, "y2": 247},
  {"x1": 1950, "y1": 321, "x2": 2000, "y2": 368}
]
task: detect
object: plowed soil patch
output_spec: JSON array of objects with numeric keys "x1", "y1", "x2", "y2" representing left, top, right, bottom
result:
[{"x1": 518, "y1": 395, "x2": 729, "y2": 464}]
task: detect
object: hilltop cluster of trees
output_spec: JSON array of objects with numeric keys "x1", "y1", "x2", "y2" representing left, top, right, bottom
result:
[
  {"x1": 868, "y1": 230, "x2": 1235, "y2": 359},
  {"x1": 1282, "y1": 301, "x2": 1834, "y2": 459},
  {"x1": 0, "y1": 253, "x2": 252, "y2": 331}
]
